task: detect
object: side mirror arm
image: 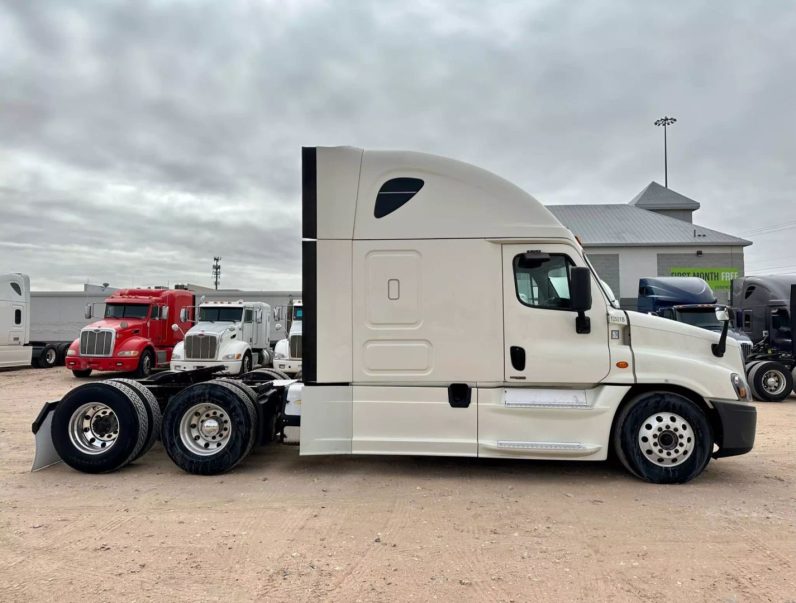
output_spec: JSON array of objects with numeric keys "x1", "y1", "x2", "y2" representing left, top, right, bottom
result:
[{"x1": 712, "y1": 320, "x2": 729, "y2": 357}]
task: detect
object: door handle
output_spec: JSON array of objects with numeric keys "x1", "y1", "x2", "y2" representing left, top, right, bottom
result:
[{"x1": 510, "y1": 346, "x2": 526, "y2": 371}]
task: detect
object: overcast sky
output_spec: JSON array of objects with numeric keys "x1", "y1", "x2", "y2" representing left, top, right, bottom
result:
[{"x1": 1, "y1": 0, "x2": 795, "y2": 290}]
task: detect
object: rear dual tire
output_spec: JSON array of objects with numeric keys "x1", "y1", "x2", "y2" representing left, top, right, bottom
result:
[
  {"x1": 51, "y1": 381, "x2": 149, "y2": 473},
  {"x1": 33, "y1": 344, "x2": 58, "y2": 369},
  {"x1": 161, "y1": 380, "x2": 257, "y2": 475}
]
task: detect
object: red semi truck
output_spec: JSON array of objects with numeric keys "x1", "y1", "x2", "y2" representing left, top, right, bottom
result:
[{"x1": 65, "y1": 288, "x2": 194, "y2": 378}]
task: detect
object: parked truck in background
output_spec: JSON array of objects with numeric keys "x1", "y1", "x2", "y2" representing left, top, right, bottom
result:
[
  {"x1": 66, "y1": 288, "x2": 194, "y2": 378},
  {"x1": 730, "y1": 275, "x2": 796, "y2": 402},
  {"x1": 0, "y1": 273, "x2": 69, "y2": 370},
  {"x1": 273, "y1": 299, "x2": 302, "y2": 376},
  {"x1": 637, "y1": 277, "x2": 717, "y2": 314},
  {"x1": 170, "y1": 300, "x2": 274, "y2": 375},
  {"x1": 33, "y1": 146, "x2": 756, "y2": 484},
  {"x1": 639, "y1": 277, "x2": 753, "y2": 359}
]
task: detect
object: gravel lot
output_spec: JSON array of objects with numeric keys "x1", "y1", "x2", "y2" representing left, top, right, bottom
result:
[{"x1": 1, "y1": 367, "x2": 794, "y2": 602}]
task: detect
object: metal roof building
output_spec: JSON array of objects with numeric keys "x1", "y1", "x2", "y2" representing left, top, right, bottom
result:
[{"x1": 548, "y1": 182, "x2": 752, "y2": 308}]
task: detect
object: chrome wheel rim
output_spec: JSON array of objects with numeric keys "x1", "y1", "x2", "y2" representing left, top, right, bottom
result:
[
  {"x1": 142, "y1": 355, "x2": 152, "y2": 375},
  {"x1": 762, "y1": 370, "x2": 786, "y2": 396},
  {"x1": 45, "y1": 348, "x2": 57, "y2": 365},
  {"x1": 68, "y1": 403, "x2": 119, "y2": 455},
  {"x1": 638, "y1": 412, "x2": 695, "y2": 468},
  {"x1": 179, "y1": 403, "x2": 232, "y2": 456}
]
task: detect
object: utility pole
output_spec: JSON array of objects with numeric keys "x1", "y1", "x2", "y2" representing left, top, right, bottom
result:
[
  {"x1": 654, "y1": 116, "x2": 677, "y2": 188},
  {"x1": 212, "y1": 256, "x2": 222, "y2": 290}
]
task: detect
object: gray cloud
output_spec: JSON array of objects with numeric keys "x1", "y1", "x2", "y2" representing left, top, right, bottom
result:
[{"x1": 1, "y1": 0, "x2": 795, "y2": 289}]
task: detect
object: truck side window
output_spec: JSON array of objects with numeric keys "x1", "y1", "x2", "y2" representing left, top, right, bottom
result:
[
  {"x1": 743, "y1": 312, "x2": 752, "y2": 329},
  {"x1": 513, "y1": 253, "x2": 574, "y2": 310},
  {"x1": 150, "y1": 306, "x2": 160, "y2": 319},
  {"x1": 244, "y1": 309, "x2": 253, "y2": 322},
  {"x1": 14, "y1": 309, "x2": 22, "y2": 325},
  {"x1": 10, "y1": 282, "x2": 22, "y2": 296}
]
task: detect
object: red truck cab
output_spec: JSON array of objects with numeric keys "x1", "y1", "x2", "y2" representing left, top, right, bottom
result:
[{"x1": 66, "y1": 288, "x2": 194, "y2": 378}]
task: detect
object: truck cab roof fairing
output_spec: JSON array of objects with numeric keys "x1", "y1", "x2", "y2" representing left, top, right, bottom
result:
[{"x1": 305, "y1": 146, "x2": 574, "y2": 242}]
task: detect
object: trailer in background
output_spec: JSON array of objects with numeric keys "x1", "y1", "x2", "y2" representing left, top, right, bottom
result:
[{"x1": 0, "y1": 273, "x2": 70, "y2": 370}]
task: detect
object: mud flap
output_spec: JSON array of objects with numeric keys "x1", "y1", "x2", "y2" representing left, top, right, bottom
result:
[{"x1": 31, "y1": 401, "x2": 62, "y2": 471}]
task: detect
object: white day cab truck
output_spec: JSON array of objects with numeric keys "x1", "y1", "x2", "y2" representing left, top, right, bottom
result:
[
  {"x1": 32, "y1": 147, "x2": 756, "y2": 483},
  {"x1": 170, "y1": 300, "x2": 277, "y2": 376},
  {"x1": 1, "y1": 273, "x2": 69, "y2": 370},
  {"x1": 273, "y1": 299, "x2": 303, "y2": 377}
]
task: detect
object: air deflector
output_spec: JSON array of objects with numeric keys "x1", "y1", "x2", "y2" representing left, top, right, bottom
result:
[{"x1": 374, "y1": 178, "x2": 424, "y2": 218}]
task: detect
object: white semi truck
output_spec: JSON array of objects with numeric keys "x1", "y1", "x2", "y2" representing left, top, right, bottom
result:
[
  {"x1": 170, "y1": 300, "x2": 274, "y2": 375},
  {"x1": 273, "y1": 299, "x2": 302, "y2": 376},
  {"x1": 32, "y1": 147, "x2": 756, "y2": 483},
  {"x1": 1, "y1": 273, "x2": 68, "y2": 370}
]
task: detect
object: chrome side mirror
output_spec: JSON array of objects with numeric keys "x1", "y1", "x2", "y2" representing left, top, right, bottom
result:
[
  {"x1": 171, "y1": 324, "x2": 180, "y2": 332},
  {"x1": 715, "y1": 307, "x2": 730, "y2": 322}
]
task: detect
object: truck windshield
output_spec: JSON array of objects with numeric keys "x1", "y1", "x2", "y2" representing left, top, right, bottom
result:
[
  {"x1": 199, "y1": 307, "x2": 243, "y2": 322},
  {"x1": 292, "y1": 306, "x2": 303, "y2": 320},
  {"x1": 104, "y1": 304, "x2": 149, "y2": 319},
  {"x1": 675, "y1": 309, "x2": 723, "y2": 330}
]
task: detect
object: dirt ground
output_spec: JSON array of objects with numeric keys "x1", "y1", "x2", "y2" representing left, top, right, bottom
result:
[{"x1": 0, "y1": 367, "x2": 794, "y2": 602}]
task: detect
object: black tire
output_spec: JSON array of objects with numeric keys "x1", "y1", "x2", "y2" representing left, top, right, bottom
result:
[
  {"x1": 51, "y1": 381, "x2": 149, "y2": 473},
  {"x1": 745, "y1": 361, "x2": 763, "y2": 401},
  {"x1": 108, "y1": 378, "x2": 162, "y2": 459},
  {"x1": 161, "y1": 380, "x2": 257, "y2": 475},
  {"x1": 749, "y1": 361, "x2": 793, "y2": 402},
  {"x1": 72, "y1": 369, "x2": 92, "y2": 378},
  {"x1": 612, "y1": 391, "x2": 713, "y2": 484},
  {"x1": 146, "y1": 370, "x2": 179, "y2": 384},
  {"x1": 37, "y1": 344, "x2": 58, "y2": 369},
  {"x1": 56, "y1": 342, "x2": 71, "y2": 365},
  {"x1": 135, "y1": 349, "x2": 155, "y2": 378},
  {"x1": 239, "y1": 351, "x2": 252, "y2": 376}
]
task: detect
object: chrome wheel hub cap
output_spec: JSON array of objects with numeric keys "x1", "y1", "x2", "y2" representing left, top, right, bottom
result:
[
  {"x1": 762, "y1": 370, "x2": 785, "y2": 395},
  {"x1": 180, "y1": 403, "x2": 231, "y2": 456},
  {"x1": 638, "y1": 412, "x2": 695, "y2": 468},
  {"x1": 68, "y1": 403, "x2": 119, "y2": 455}
]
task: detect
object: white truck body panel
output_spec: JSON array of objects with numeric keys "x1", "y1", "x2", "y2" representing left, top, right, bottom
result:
[{"x1": 296, "y1": 147, "x2": 748, "y2": 459}]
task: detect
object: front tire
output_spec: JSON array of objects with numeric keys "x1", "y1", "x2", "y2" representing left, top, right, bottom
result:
[
  {"x1": 748, "y1": 361, "x2": 792, "y2": 402},
  {"x1": 613, "y1": 392, "x2": 713, "y2": 484},
  {"x1": 135, "y1": 350, "x2": 154, "y2": 378},
  {"x1": 239, "y1": 351, "x2": 252, "y2": 376}
]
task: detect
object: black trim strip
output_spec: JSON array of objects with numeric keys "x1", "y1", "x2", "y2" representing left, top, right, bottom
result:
[
  {"x1": 302, "y1": 147, "x2": 317, "y2": 240},
  {"x1": 302, "y1": 240, "x2": 317, "y2": 384}
]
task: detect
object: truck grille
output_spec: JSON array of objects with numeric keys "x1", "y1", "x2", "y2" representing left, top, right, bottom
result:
[
  {"x1": 741, "y1": 343, "x2": 752, "y2": 359},
  {"x1": 184, "y1": 334, "x2": 218, "y2": 360},
  {"x1": 79, "y1": 329, "x2": 114, "y2": 357},
  {"x1": 289, "y1": 334, "x2": 302, "y2": 359}
]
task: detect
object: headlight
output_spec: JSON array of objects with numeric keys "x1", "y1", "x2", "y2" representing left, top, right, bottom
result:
[
  {"x1": 731, "y1": 373, "x2": 751, "y2": 401},
  {"x1": 172, "y1": 352, "x2": 182, "y2": 360},
  {"x1": 118, "y1": 350, "x2": 140, "y2": 357},
  {"x1": 67, "y1": 349, "x2": 76, "y2": 357},
  {"x1": 274, "y1": 352, "x2": 287, "y2": 360},
  {"x1": 223, "y1": 353, "x2": 242, "y2": 360}
]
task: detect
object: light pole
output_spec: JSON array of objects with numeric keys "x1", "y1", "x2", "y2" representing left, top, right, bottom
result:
[{"x1": 654, "y1": 116, "x2": 677, "y2": 188}]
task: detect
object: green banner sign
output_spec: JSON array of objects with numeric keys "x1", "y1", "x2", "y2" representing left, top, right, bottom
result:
[{"x1": 669, "y1": 267, "x2": 739, "y2": 290}]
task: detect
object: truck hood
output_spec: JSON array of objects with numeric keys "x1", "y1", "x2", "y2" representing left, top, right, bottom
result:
[
  {"x1": 83, "y1": 318, "x2": 147, "y2": 333},
  {"x1": 627, "y1": 310, "x2": 726, "y2": 346},
  {"x1": 626, "y1": 310, "x2": 745, "y2": 399},
  {"x1": 187, "y1": 322, "x2": 238, "y2": 337}
]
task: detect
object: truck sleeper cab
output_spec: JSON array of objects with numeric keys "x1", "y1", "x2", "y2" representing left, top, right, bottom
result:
[
  {"x1": 33, "y1": 147, "x2": 756, "y2": 484},
  {"x1": 170, "y1": 300, "x2": 273, "y2": 375}
]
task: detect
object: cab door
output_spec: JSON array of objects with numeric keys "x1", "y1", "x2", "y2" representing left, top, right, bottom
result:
[
  {"x1": 242, "y1": 308, "x2": 254, "y2": 344},
  {"x1": 502, "y1": 244, "x2": 610, "y2": 385}
]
